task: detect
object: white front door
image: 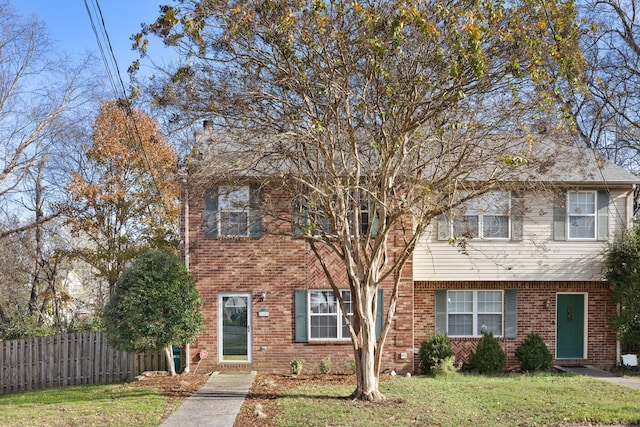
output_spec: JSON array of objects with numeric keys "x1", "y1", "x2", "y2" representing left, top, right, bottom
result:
[{"x1": 219, "y1": 293, "x2": 252, "y2": 362}]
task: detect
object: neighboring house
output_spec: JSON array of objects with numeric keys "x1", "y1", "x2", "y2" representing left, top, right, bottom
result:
[{"x1": 181, "y1": 126, "x2": 638, "y2": 373}]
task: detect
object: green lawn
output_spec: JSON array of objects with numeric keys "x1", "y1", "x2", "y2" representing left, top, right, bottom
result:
[
  {"x1": 276, "y1": 372, "x2": 640, "y2": 427},
  {"x1": 0, "y1": 382, "x2": 182, "y2": 427}
]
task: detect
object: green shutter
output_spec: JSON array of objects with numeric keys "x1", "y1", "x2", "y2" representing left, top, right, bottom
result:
[
  {"x1": 294, "y1": 290, "x2": 308, "y2": 342},
  {"x1": 434, "y1": 290, "x2": 447, "y2": 334},
  {"x1": 553, "y1": 190, "x2": 566, "y2": 241},
  {"x1": 375, "y1": 288, "x2": 384, "y2": 339},
  {"x1": 505, "y1": 289, "x2": 517, "y2": 339},
  {"x1": 511, "y1": 191, "x2": 524, "y2": 241},
  {"x1": 437, "y1": 215, "x2": 449, "y2": 240},
  {"x1": 248, "y1": 184, "x2": 263, "y2": 238},
  {"x1": 597, "y1": 190, "x2": 610, "y2": 241},
  {"x1": 203, "y1": 187, "x2": 219, "y2": 238}
]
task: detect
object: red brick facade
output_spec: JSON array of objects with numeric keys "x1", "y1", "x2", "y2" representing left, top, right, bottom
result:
[
  {"x1": 182, "y1": 187, "x2": 415, "y2": 374},
  {"x1": 182, "y1": 186, "x2": 619, "y2": 374},
  {"x1": 414, "y1": 281, "x2": 617, "y2": 370}
]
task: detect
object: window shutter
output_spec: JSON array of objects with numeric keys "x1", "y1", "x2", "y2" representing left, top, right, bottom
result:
[
  {"x1": 248, "y1": 184, "x2": 263, "y2": 238},
  {"x1": 375, "y1": 288, "x2": 384, "y2": 339},
  {"x1": 434, "y1": 290, "x2": 447, "y2": 334},
  {"x1": 553, "y1": 190, "x2": 566, "y2": 241},
  {"x1": 597, "y1": 190, "x2": 610, "y2": 241},
  {"x1": 511, "y1": 191, "x2": 524, "y2": 241},
  {"x1": 437, "y1": 215, "x2": 449, "y2": 241},
  {"x1": 505, "y1": 289, "x2": 517, "y2": 339},
  {"x1": 368, "y1": 213, "x2": 379, "y2": 238},
  {"x1": 294, "y1": 290, "x2": 308, "y2": 342},
  {"x1": 203, "y1": 187, "x2": 219, "y2": 238}
]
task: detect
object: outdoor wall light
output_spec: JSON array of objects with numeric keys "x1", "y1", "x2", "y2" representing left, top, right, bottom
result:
[
  {"x1": 543, "y1": 298, "x2": 551, "y2": 309},
  {"x1": 261, "y1": 289, "x2": 267, "y2": 302}
]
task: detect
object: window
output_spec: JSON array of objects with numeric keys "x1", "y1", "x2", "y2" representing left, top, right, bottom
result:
[
  {"x1": 294, "y1": 192, "x2": 375, "y2": 237},
  {"x1": 448, "y1": 191, "x2": 511, "y2": 239},
  {"x1": 204, "y1": 185, "x2": 263, "y2": 238},
  {"x1": 447, "y1": 290, "x2": 503, "y2": 337},
  {"x1": 567, "y1": 191, "x2": 596, "y2": 239},
  {"x1": 308, "y1": 290, "x2": 353, "y2": 340},
  {"x1": 294, "y1": 289, "x2": 384, "y2": 343}
]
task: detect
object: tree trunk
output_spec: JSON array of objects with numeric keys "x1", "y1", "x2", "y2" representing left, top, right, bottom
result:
[
  {"x1": 165, "y1": 344, "x2": 176, "y2": 376},
  {"x1": 351, "y1": 290, "x2": 386, "y2": 401}
]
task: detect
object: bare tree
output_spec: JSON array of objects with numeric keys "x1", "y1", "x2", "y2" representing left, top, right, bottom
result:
[
  {"x1": 0, "y1": 1, "x2": 97, "y2": 238},
  {"x1": 573, "y1": 0, "x2": 640, "y2": 172},
  {"x1": 138, "y1": 0, "x2": 583, "y2": 400}
]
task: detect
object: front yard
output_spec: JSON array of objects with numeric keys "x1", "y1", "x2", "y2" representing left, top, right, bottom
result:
[
  {"x1": 235, "y1": 371, "x2": 640, "y2": 427},
  {"x1": 1, "y1": 371, "x2": 639, "y2": 426}
]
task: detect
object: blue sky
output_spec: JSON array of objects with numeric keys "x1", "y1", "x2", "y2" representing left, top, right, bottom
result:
[{"x1": 14, "y1": 1, "x2": 168, "y2": 79}]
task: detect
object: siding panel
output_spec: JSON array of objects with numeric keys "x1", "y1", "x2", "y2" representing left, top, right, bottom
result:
[{"x1": 414, "y1": 189, "x2": 631, "y2": 282}]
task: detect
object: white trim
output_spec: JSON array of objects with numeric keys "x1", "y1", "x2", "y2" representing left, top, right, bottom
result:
[
  {"x1": 446, "y1": 290, "x2": 504, "y2": 337},
  {"x1": 567, "y1": 191, "x2": 597, "y2": 241},
  {"x1": 307, "y1": 289, "x2": 352, "y2": 341},
  {"x1": 218, "y1": 293, "x2": 252, "y2": 363}
]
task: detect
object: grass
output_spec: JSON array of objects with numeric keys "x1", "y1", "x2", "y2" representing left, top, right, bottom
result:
[
  {"x1": 0, "y1": 382, "x2": 182, "y2": 427},
  {"x1": 276, "y1": 372, "x2": 640, "y2": 427}
]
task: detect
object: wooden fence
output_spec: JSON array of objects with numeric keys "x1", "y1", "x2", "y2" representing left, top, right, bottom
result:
[{"x1": 0, "y1": 331, "x2": 167, "y2": 394}]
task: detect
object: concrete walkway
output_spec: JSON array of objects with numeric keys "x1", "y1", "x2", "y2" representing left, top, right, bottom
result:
[
  {"x1": 555, "y1": 365, "x2": 640, "y2": 389},
  {"x1": 160, "y1": 371, "x2": 256, "y2": 427}
]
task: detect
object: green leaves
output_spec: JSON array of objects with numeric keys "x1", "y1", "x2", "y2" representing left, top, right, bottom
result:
[{"x1": 103, "y1": 250, "x2": 203, "y2": 353}]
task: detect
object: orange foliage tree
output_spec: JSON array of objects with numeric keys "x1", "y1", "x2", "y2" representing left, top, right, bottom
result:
[{"x1": 67, "y1": 100, "x2": 179, "y2": 298}]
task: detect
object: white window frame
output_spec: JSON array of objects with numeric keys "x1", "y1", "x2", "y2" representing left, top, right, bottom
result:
[
  {"x1": 446, "y1": 290, "x2": 504, "y2": 337},
  {"x1": 567, "y1": 190, "x2": 597, "y2": 240},
  {"x1": 308, "y1": 289, "x2": 353, "y2": 341},
  {"x1": 218, "y1": 185, "x2": 251, "y2": 237},
  {"x1": 450, "y1": 191, "x2": 511, "y2": 240}
]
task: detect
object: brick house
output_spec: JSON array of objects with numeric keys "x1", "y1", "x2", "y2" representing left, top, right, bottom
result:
[{"x1": 180, "y1": 131, "x2": 638, "y2": 373}]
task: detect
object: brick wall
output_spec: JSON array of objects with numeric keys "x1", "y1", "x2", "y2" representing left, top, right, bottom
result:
[
  {"x1": 414, "y1": 281, "x2": 618, "y2": 371},
  {"x1": 182, "y1": 186, "x2": 415, "y2": 374}
]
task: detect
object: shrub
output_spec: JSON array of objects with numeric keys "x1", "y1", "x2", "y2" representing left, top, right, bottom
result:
[
  {"x1": 290, "y1": 359, "x2": 303, "y2": 375},
  {"x1": 419, "y1": 333, "x2": 454, "y2": 375},
  {"x1": 431, "y1": 356, "x2": 460, "y2": 376},
  {"x1": 469, "y1": 331, "x2": 506, "y2": 374},
  {"x1": 319, "y1": 357, "x2": 332, "y2": 374},
  {"x1": 515, "y1": 333, "x2": 553, "y2": 372}
]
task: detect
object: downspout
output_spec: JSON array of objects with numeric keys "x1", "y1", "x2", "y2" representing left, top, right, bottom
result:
[{"x1": 182, "y1": 172, "x2": 191, "y2": 372}]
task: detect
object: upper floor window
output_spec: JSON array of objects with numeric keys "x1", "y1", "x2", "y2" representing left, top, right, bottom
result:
[
  {"x1": 294, "y1": 192, "x2": 376, "y2": 238},
  {"x1": 439, "y1": 191, "x2": 515, "y2": 240},
  {"x1": 567, "y1": 191, "x2": 596, "y2": 239},
  {"x1": 204, "y1": 185, "x2": 263, "y2": 238},
  {"x1": 553, "y1": 190, "x2": 609, "y2": 241}
]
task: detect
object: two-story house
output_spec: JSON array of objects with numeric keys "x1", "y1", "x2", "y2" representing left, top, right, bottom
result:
[{"x1": 181, "y1": 126, "x2": 638, "y2": 374}]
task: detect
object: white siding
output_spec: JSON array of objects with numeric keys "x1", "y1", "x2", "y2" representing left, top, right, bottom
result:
[{"x1": 414, "y1": 189, "x2": 633, "y2": 282}]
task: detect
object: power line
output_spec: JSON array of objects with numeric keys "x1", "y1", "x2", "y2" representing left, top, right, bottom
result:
[{"x1": 83, "y1": 0, "x2": 178, "y2": 239}]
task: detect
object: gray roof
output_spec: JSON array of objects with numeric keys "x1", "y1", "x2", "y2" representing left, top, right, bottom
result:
[{"x1": 512, "y1": 139, "x2": 639, "y2": 187}]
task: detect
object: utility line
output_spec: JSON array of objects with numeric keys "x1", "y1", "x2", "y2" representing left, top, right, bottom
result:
[{"x1": 83, "y1": 0, "x2": 178, "y2": 238}]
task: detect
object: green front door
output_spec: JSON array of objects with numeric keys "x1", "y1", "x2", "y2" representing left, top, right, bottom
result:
[{"x1": 556, "y1": 294, "x2": 585, "y2": 359}]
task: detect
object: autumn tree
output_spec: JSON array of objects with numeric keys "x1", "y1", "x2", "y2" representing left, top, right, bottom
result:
[
  {"x1": 137, "y1": 0, "x2": 583, "y2": 400},
  {"x1": 67, "y1": 100, "x2": 179, "y2": 297}
]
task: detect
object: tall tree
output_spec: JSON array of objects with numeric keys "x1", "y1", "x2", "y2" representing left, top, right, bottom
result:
[
  {"x1": 573, "y1": 0, "x2": 640, "y2": 172},
  {"x1": 0, "y1": 1, "x2": 96, "y2": 238},
  {"x1": 137, "y1": 0, "x2": 583, "y2": 400},
  {"x1": 67, "y1": 100, "x2": 179, "y2": 296}
]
